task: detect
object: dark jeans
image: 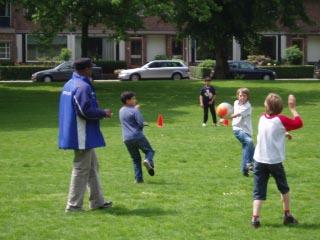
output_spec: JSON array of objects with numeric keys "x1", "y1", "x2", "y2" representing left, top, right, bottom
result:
[
  {"x1": 253, "y1": 161, "x2": 290, "y2": 200},
  {"x1": 203, "y1": 103, "x2": 217, "y2": 124},
  {"x1": 124, "y1": 136, "x2": 155, "y2": 181}
]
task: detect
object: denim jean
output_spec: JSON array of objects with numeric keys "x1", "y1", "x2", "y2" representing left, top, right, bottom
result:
[
  {"x1": 124, "y1": 136, "x2": 155, "y2": 181},
  {"x1": 233, "y1": 129, "x2": 255, "y2": 173}
]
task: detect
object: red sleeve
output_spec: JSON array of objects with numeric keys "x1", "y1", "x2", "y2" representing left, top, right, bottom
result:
[{"x1": 278, "y1": 115, "x2": 303, "y2": 131}]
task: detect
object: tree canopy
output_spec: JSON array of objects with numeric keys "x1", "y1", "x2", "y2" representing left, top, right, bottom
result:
[
  {"x1": 17, "y1": 0, "x2": 147, "y2": 57},
  {"x1": 153, "y1": 0, "x2": 310, "y2": 78}
]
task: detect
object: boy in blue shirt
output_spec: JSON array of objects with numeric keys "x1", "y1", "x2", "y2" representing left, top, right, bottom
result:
[{"x1": 119, "y1": 91, "x2": 155, "y2": 183}]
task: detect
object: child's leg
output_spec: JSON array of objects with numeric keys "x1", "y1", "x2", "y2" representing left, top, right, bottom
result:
[
  {"x1": 233, "y1": 130, "x2": 254, "y2": 174},
  {"x1": 203, "y1": 105, "x2": 209, "y2": 124},
  {"x1": 138, "y1": 136, "x2": 155, "y2": 166},
  {"x1": 209, "y1": 103, "x2": 217, "y2": 124},
  {"x1": 125, "y1": 140, "x2": 143, "y2": 182}
]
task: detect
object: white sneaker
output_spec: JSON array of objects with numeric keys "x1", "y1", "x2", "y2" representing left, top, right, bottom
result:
[{"x1": 202, "y1": 123, "x2": 207, "y2": 127}]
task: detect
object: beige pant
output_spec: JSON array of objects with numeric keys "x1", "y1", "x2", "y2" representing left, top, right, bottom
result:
[{"x1": 66, "y1": 149, "x2": 105, "y2": 209}]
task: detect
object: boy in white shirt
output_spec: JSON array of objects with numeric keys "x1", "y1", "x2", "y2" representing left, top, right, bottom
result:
[
  {"x1": 231, "y1": 88, "x2": 254, "y2": 177},
  {"x1": 251, "y1": 93, "x2": 303, "y2": 228}
]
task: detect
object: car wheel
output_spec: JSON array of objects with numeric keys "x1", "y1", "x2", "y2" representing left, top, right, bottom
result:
[
  {"x1": 43, "y1": 75, "x2": 53, "y2": 82},
  {"x1": 262, "y1": 74, "x2": 271, "y2": 80},
  {"x1": 172, "y1": 73, "x2": 182, "y2": 80},
  {"x1": 130, "y1": 74, "x2": 140, "y2": 81}
]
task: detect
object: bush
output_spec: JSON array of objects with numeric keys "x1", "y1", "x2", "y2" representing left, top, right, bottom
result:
[
  {"x1": 189, "y1": 66, "x2": 212, "y2": 79},
  {"x1": 285, "y1": 45, "x2": 303, "y2": 65},
  {"x1": 59, "y1": 48, "x2": 72, "y2": 61},
  {"x1": 154, "y1": 55, "x2": 169, "y2": 60},
  {"x1": 261, "y1": 65, "x2": 314, "y2": 78},
  {"x1": 246, "y1": 55, "x2": 273, "y2": 66},
  {"x1": 197, "y1": 59, "x2": 216, "y2": 68},
  {"x1": 0, "y1": 66, "x2": 50, "y2": 80},
  {"x1": 94, "y1": 60, "x2": 127, "y2": 73},
  {"x1": 0, "y1": 60, "x2": 15, "y2": 66}
]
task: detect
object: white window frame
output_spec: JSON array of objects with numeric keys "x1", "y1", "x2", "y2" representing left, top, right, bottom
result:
[{"x1": 0, "y1": 42, "x2": 10, "y2": 59}]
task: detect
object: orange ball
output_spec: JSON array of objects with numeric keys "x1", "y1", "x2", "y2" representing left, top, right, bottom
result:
[{"x1": 216, "y1": 102, "x2": 233, "y2": 118}]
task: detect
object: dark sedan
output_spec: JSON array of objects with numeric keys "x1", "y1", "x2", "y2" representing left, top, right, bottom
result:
[
  {"x1": 228, "y1": 61, "x2": 276, "y2": 80},
  {"x1": 31, "y1": 61, "x2": 102, "y2": 82}
]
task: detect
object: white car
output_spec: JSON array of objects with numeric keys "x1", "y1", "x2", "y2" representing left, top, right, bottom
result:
[{"x1": 118, "y1": 60, "x2": 189, "y2": 81}]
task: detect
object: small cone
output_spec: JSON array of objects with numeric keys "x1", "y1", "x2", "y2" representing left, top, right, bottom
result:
[{"x1": 157, "y1": 114, "x2": 164, "y2": 128}]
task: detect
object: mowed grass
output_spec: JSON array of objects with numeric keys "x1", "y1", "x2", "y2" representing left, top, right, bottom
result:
[{"x1": 0, "y1": 79, "x2": 319, "y2": 240}]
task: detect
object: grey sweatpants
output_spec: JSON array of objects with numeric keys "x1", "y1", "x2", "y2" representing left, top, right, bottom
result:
[{"x1": 66, "y1": 149, "x2": 105, "y2": 209}]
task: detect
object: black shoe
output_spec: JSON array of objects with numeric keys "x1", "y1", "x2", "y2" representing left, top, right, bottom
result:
[
  {"x1": 95, "y1": 201, "x2": 113, "y2": 210},
  {"x1": 251, "y1": 220, "x2": 261, "y2": 229},
  {"x1": 247, "y1": 163, "x2": 254, "y2": 171},
  {"x1": 283, "y1": 215, "x2": 298, "y2": 225},
  {"x1": 135, "y1": 179, "x2": 144, "y2": 184},
  {"x1": 143, "y1": 160, "x2": 155, "y2": 176},
  {"x1": 243, "y1": 171, "x2": 249, "y2": 177}
]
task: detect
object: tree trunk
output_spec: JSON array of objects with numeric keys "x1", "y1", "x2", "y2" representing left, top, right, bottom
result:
[
  {"x1": 214, "y1": 40, "x2": 230, "y2": 79},
  {"x1": 81, "y1": 18, "x2": 90, "y2": 57}
]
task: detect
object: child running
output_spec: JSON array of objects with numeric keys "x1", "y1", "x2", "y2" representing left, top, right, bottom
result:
[
  {"x1": 119, "y1": 91, "x2": 155, "y2": 183},
  {"x1": 251, "y1": 93, "x2": 303, "y2": 228},
  {"x1": 230, "y1": 88, "x2": 254, "y2": 177}
]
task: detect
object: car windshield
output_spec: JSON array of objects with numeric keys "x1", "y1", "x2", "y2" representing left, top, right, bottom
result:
[
  {"x1": 239, "y1": 62, "x2": 255, "y2": 70},
  {"x1": 54, "y1": 61, "x2": 72, "y2": 70}
]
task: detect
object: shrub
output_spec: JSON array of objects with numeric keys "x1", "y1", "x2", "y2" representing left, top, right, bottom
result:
[
  {"x1": 94, "y1": 60, "x2": 127, "y2": 73},
  {"x1": 59, "y1": 48, "x2": 72, "y2": 61},
  {"x1": 154, "y1": 55, "x2": 169, "y2": 60},
  {"x1": 261, "y1": 65, "x2": 314, "y2": 78},
  {"x1": 0, "y1": 60, "x2": 14, "y2": 66},
  {"x1": 197, "y1": 59, "x2": 216, "y2": 68},
  {"x1": 246, "y1": 55, "x2": 273, "y2": 66},
  {"x1": 285, "y1": 45, "x2": 303, "y2": 65},
  {"x1": 0, "y1": 66, "x2": 50, "y2": 80},
  {"x1": 189, "y1": 66, "x2": 212, "y2": 79}
]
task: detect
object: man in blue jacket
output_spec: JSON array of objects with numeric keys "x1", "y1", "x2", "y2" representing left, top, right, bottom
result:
[{"x1": 59, "y1": 58, "x2": 112, "y2": 212}]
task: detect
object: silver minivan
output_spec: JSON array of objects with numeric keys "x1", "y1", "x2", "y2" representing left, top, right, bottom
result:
[{"x1": 118, "y1": 60, "x2": 189, "y2": 81}]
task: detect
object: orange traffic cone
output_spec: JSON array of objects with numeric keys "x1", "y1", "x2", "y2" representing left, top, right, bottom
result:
[{"x1": 157, "y1": 114, "x2": 164, "y2": 128}]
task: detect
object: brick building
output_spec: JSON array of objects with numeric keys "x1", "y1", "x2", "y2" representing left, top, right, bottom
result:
[{"x1": 0, "y1": 0, "x2": 319, "y2": 66}]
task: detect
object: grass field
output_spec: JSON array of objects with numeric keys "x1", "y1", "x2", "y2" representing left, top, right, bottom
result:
[{"x1": 0, "y1": 80, "x2": 319, "y2": 240}]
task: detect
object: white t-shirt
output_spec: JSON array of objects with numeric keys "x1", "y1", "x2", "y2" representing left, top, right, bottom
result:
[
  {"x1": 254, "y1": 114, "x2": 303, "y2": 164},
  {"x1": 232, "y1": 100, "x2": 253, "y2": 136}
]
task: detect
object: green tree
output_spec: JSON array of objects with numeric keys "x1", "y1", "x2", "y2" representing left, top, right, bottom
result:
[
  {"x1": 17, "y1": 0, "x2": 146, "y2": 57},
  {"x1": 152, "y1": 0, "x2": 310, "y2": 78}
]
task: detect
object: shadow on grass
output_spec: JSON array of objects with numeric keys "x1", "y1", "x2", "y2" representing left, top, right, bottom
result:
[
  {"x1": 95, "y1": 205, "x2": 178, "y2": 217},
  {"x1": 264, "y1": 222, "x2": 320, "y2": 229}
]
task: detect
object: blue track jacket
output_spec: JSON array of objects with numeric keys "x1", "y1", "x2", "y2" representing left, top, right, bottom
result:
[{"x1": 58, "y1": 72, "x2": 107, "y2": 150}]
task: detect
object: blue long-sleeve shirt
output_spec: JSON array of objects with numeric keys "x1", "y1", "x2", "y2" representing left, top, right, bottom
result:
[
  {"x1": 119, "y1": 106, "x2": 145, "y2": 141},
  {"x1": 58, "y1": 72, "x2": 106, "y2": 149}
]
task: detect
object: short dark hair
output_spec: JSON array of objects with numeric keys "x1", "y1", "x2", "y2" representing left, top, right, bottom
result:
[
  {"x1": 121, "y1": 91, "x2": 136, "y2": 104},
  {"x1": 73, "y1": 58, "x2": 92, "y2": 71}
]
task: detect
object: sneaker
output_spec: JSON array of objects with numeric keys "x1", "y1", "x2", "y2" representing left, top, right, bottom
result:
[
  {"x1": 65, "y1": 206, "x2": 84, "y2": 213},
  {"x1": 243, "y1": 171, "x2": 249, "y2": 177},
  {"x1": 283, "y1": 215, "x2": 298, "y2": 225},
  {"x1": 93, "y1": 201, "x2": 113, "y2": 210},
  {"x1": 251, "y1": 219, "x2": 261, "y2": 229},
  {"x1": 143, "y1": 159, "x2": 155, "y2": 176},
  {"x1": 202, "y1": 123, "x2": 207, "y2": 127},
  {"x1": 135, "y1": 179, "x2": 144, "y2": 184}
]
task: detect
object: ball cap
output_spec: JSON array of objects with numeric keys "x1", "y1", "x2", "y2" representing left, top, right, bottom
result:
[{"x1": 73, "y1": 58, "x2": 92, "y2": 70}]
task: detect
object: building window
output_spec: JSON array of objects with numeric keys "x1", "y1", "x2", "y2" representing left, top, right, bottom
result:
[
  {"x1": 26, "y1": 35, "x2": 67, "y2": 61},
  {"x1": 172, "y1": 39, "x2": 182, "y2": 58},
  {"x1": 0, "y1": 1, "x2": 11, "y2": 27},
  {"x1": 0, "y1": 42, "x2": 10, "y2": 59}
]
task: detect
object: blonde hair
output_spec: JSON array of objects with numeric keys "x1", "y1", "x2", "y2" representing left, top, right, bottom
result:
[
  {"x1": 264, "y1": 93, "x2": 283, "y2": 115},
  {"x1": 236, "y1": 88, "x2": 250, "y2": 100}
]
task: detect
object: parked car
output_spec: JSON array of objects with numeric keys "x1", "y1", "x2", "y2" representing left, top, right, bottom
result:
[
  {"x1": 31, "y1": 61, "x2": 102, "y2": 82},
  {"x1": 118, "y1": 60, "x2": 189, "y2": 81},
  {"x1": 314, "y1": 61, "x2": 320, "y2": 79},
  {"x1": 227, "y1": 60, "x2": 276, "y2": 80}
]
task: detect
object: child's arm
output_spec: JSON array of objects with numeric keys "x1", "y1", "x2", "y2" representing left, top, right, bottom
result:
[
  {"x1": 278, "y1": 95, "x2": 303, "y2": 131},
  {"x1": 199, "y1": 95, "x2": 204, "y2": 107}
]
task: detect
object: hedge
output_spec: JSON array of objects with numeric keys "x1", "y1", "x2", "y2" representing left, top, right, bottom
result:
[
  {"x1": 261, "y1": 65, "x2": 314, "y2": 78},
  {"x1": 95, "y1": 60, "x2": 127, "y2": 73},
  {"x1": 0, "y1": 66, "x2": 50, "y2": 80},
  {"x1": 189, "y1": 66, "x2": 212, "y2": 79}
]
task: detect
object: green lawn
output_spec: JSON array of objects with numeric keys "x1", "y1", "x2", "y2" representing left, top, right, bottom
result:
[{"x1": 0, "y1": 80, "x2": 319, "y2": 240}]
